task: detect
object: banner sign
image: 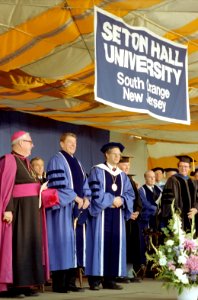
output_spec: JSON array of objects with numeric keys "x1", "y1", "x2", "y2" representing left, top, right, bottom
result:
[{"x1": 94, "y1": 7, "x2": 190, "y2": 124}]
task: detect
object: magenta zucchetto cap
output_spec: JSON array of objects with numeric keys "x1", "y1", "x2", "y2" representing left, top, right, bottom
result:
[{"x1": 11, "y1": 131, "x2": 27, "y2": 144}]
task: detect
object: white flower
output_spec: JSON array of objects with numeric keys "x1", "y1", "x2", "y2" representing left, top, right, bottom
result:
[
  {"x1": 172, "y1": 215, "x2": 185, "y2": 241},
  {"x1": 174, "y1": 269, "x2": 189, "y2": 284},
  {"x1": 165, "y1": 239, "x2": 174, "y2": 246},
  {"x1": 159, "y1": 256, "x2": 167, "y2": 266},
  {"x1": 174, "y1": 268, "x2": 183, "y2": 277},
  {"x1": 178, "y1": 255, "x2": 187, "y2": 264},
  {"x1": 179, "y1": 274, "x2": 189, "y2": 284}
]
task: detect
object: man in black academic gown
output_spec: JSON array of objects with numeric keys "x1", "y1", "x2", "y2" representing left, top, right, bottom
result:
[
  {"x1": 117, "y1": 156, "x2": 142, "y2": 282},
  {"x1": 161, "y1": 155, "x2": 198, "y2": 234}
]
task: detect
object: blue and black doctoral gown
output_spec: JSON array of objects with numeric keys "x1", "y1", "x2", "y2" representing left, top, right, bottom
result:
[
  {"x1": 85, "y1": 164, "x2": 135, "y2": 277},
  {"x1": 46, "y1": 151, "x2": 91, "y2": 271}
]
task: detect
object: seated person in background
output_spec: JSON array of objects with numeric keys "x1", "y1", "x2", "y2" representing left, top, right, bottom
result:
[
  {"x1": 138, "y1": 170, "x2": 162, "y2": 267},
  {"x1": 30, "y1": 157, "x2": 46, "y2": 183}
]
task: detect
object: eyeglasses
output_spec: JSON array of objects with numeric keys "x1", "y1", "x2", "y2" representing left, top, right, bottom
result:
[
  {"x1": 22, "y1": 140, "x2": 33, "y2": 145},
  {"x1": 109, "y1": 153, "x2": 121, "y2": 156}
]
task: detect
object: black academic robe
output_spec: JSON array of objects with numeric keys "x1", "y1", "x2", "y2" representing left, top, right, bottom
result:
[
  {"x1": 161, "y1": 174, "x2": 198, "y2": 233},
  {"x1": 126, "y1": 177, "x2": 142, "y2": 269}
]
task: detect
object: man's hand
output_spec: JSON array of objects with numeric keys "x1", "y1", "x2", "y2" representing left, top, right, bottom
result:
[
  {"x1": 188, "y1": 208, "x2": 198, "y2": 219},
  {"x1": 83, "y1": 197, "x2": 90, "y2": 209},
  {"x1": 113, "y1": 196, "x2": 123, "y2": 208},
  {"x1": 75, "y1": 196, "x2": 84, "y2": 209},
  {"x1": 3, "y1": 211, "x2": 13, "y2": 224},
  {"x1": 130, "y1": 211, "x2": 139, "y2": 220},
  {"x1": 40, "y1": 181, "x2": 48, "y2": 192}
]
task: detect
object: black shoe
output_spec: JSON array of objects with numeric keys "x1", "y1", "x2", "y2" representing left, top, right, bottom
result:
[
  {"x1": 3, "y1": 289, "x2": 25, "y2": 298},
  {"x1": 67, "y1": 286, "x2": 84, "y2": 292},
  {"x1": 116, "y1": 277, "x2": 130, "y2": 283},
  {"x1": 22, "y1": 289, "x2": 40, "y2": 298},
  {"x1": 90, "y1": 285, "x2": 100, "y2": 291},
  {"x1": 103, "y1": 283, "x2": 123, "y2": 290},
  {"x1": 52, "y1": 288, "x2": 69, "y2": 293},
  {"x1": 0, "y1": 291, "x2": 14, "y2": 298},
  {"x1": 16, "y1": 294, "x2": 25, "y2": 299},
  {"x1": 130, "y1": 277, "x2": 141, "y2": 283},
  {"x1": 24, "y1": 289, "x2": 40, "y2": 297},
  {"x1": 44, "y1": 281, "x2": 52, "y2": 286}
]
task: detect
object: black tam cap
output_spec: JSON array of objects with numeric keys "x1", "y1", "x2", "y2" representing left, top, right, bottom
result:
[
  {"x1": 119, "y1": 156, "x2": 133, "y2": 163},
  {"x1": 176, "y1": 155, "x2": 195, "y2": 163},
  {"x1": 164, "y1": 168, "x2": 178, "y2": 173},
  {"x1": 152, "y1": 167, "x2": 164, "y2": 173},
  {"x1": 100, "y1": 142, "x2": 125, "y2": 153}
]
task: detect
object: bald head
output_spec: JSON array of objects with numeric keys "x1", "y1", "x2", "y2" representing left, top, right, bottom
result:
[{"x1": 144, "y1": 170, "x2": 156, "y2": 186}]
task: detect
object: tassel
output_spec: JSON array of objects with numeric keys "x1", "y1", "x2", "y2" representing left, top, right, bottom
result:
[{"x1": 192, "y1": 157, "x2": 195, "y2": 172}]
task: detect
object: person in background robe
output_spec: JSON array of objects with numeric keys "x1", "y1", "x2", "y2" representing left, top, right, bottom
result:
[
  {"x1": 0, "y1": 131, "x2": 49, "y2": 298},
  {"x1": 138, "y1": 170, "x2": 162, "y2": 268},
  {"x1": 161, "y1": 155, "x2": 198, "y2": 234},
  {"x1": 30, "y1": 157, "x2": 53, "y2": 287},
  {"x1": 190, "y1": 167, "x2": 198, "y2": 180},
  {"x1": 117, "y1": 156, "x2": 142, "y2": 283},
  {"x1": 86, "y1": 142, "x2": 135, "y2": 290},
  {"x1": 164, "y1": 167, "x2": 178, "y2": 180},
  {"x1": 30, "y1": 156, "x2": 46, "y2": 184},
  {"x1": 190, "y1": 168, "x2": 198, "y2": 235},
  {"x1": 46, "y1": 132, "x2": 91, "y2": 293},
  {"x1": 152, "y1": 167, "x2": 165, "y2": 190}
]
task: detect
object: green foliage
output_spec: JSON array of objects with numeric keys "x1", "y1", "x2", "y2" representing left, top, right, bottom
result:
[{"x1": 147, "y1": 202, "x2": 198, "y2": 295}]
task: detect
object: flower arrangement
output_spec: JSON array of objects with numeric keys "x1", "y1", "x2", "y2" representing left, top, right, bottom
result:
[{"x1": 146, "y1": 204, "x2": 198, "y2": 295}]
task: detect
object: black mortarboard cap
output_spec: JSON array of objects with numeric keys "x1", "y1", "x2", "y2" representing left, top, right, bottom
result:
[
  {"x1": 164, "y1": 168, "x2": 179, "y2": 173},
  {"x1": 152, "y1": 167, "x2": 164, "y2": 173},
  {"x1": 119, "y1": 156, "x2": 133, "y2": 163},
  {"x1": 175, "y1": 155, "x2": 195, "y2": 163},
  {"x1": 100, "y1": 142, "x2": 125, "y2": 153},
  {"x1": 176, "y1": 155, "x2": 196, "y2": 171}
]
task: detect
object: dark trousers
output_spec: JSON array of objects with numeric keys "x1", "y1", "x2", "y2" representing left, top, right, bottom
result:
[
  {"x1": 88, "y1": 275, "x2": 102, "y2": 287},
  {"x1": 51, "y1": 268, "x2": 77, "y2": 292}
]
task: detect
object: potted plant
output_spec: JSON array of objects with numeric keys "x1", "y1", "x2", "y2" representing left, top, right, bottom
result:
[{"x1": 146, "y1": 203, "x2": 198, "y2": 300}]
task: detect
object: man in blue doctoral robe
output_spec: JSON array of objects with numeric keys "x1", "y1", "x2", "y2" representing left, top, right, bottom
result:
[
  {"x1": 46, "y1": 132, "x2": 91, "y2": 293},
  {"x1": 85, "y1": 142, "x2": 135, "y2": 290}
]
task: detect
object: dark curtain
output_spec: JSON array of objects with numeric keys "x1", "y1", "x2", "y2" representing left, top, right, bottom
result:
[{"x1": 0, "y1": 111, "x2": 109, "y2": 174}]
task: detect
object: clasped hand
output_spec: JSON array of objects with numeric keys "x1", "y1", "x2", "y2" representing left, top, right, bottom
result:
[
  {"x1": 75, "y1": 196, "x2": 90, "y2": 209},
  {"x1": 3, "y1": 211, "x2": 13, "y2": 224},
  {"x1": 188, "y1": 208, "x2": 198, "y2": 219},
  {"x1": 112, "y1": 196, "x2": 123, "y2": 208}
]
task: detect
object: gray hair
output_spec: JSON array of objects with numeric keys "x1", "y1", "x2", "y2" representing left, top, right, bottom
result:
[{"x1": 11, "y1": 132, "x2": 29, "y2": 145}]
